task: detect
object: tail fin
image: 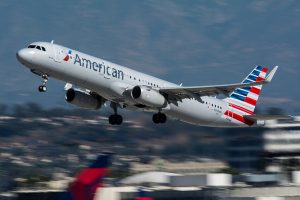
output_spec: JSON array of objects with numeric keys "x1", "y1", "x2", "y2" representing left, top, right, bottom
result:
[
  {"x1": 58, "y1": 153, "x2": 113, "y2": 200},
  {"x1": 226, "y1": 66, "x2": 270, "y2": 115}
]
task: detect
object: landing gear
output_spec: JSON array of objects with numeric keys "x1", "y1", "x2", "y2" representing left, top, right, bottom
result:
[
  {"x1": 109, "y1": 114, "x2": 123, "y2": 125},
  {"x1": 109, "y1": 102, "x2": 123, "y2": 125},
  {"x1": 152, "y1": 113, "x2": 167, "y2": 124},
  {"x1": 38, "y1": 74, "x2": 48, "y2": 92},
  {"x1": 38, "y1": 85, "x2": 47, "y2": 92}
]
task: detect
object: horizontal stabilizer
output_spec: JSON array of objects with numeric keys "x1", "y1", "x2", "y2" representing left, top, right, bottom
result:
[{"x1": 244, "y1": 114, "x2": 293, "y2": 121}]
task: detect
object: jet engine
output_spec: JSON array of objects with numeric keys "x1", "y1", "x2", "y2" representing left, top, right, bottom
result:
[
  {"x1": 65, "y1": 88, "x2": 103, "y2": 110},
  {"x1": 131, "y1": 86, "x2": 166, "y2": 108}
]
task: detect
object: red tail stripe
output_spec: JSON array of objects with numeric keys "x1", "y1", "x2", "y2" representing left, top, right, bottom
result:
[
  {"x1": 244, "y1": 97, "x2": 257, "y2": 106},
  {"x1": 224, "y1": 110, "x2": 254, "y2": 126},
  {"x1": 256, "y1": 76, "x2": 264, "y2": 82},
  {"x1": 261, "y1": 68, "x2": 268, "y2": 73},
  {"x1": 229, "y1": 103, "x2": 254, "y2": 115},
  {"x1": 250, "y1": 87, "x2": 261, "y2": 95}
]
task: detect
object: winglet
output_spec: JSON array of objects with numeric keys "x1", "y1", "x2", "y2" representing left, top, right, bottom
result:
[{"x1": 265, "y1": 66, "x2": 279, "y2": 83}]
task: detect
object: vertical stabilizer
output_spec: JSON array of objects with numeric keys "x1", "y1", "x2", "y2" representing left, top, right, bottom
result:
[
  {"x1": 226, "y1": 66, "x2": 270, "y2": 116},
  {"x1": 135, "y1": 187, "x2": 154, "y2": 200},
  {"x1": 58, "y1": 153, "x2": 113, "y2": 200}
]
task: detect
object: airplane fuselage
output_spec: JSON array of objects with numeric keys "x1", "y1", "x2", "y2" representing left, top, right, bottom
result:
[{"x1": 17, "y1": 41, "x2": 256, "y2": 127}]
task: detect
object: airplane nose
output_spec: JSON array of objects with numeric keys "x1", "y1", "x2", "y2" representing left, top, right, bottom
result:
[{"x1": 16, "y1": 49, "x2": 31, "y2": 64}]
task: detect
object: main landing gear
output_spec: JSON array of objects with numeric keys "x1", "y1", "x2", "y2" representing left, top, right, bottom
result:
[
  {"x1": 109, "y1": 102, "x2": 123, "y2": 125},
  {"x1": 109, "y1": 114, "x2": 123, "y2": 125},
  {"x1": 152, "y1": 113, "x2": 167, "y2": 124},
  {"x1": 38, "y1": 74, "x2": 48, "y2": 92}
]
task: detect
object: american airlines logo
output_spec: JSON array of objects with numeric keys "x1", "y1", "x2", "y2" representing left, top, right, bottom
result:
[
  {"x1": 63, "y1": 50, "x2": 72, "y2": 61},
  {"x1": 73, "y1": 53, "x2": 124, "y2": 80}
]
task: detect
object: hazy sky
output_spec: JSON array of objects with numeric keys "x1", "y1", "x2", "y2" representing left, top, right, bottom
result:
[{"x1": 1, "y1": 0, "x2": 300, "y2": 114}]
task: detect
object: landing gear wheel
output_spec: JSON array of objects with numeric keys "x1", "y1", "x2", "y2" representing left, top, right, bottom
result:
[
  {"x1": 109, "y1": 114, "x2": 123, "y2": 125},
  {"x1": 115, "y1": 115, "x2": 123, "y2": 125},
  {"x1": 159, "y1": 113, "x2": 167, "y2": 123},
  {"x1": 38, "y1": 85, "x2": 47, "y2": 92},
  {"x1": 109, "y1": 115, "x2": 116, "y2": 125},
  {"x1": 152, "y1": 113, "x2": 167, "y2": 124},
  {"x1": 152, "y1": 114, "x2": 160, "y2": 124}
]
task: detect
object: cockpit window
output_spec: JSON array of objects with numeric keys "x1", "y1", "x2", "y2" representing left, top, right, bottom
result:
[{"x1": 27, "y1": 44, "x2": 46, "y2": 52}]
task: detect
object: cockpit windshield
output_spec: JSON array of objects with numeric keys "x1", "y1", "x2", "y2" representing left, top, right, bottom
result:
[{"x1": 27, "y1": 45, "x2": 46, "y2": 51}]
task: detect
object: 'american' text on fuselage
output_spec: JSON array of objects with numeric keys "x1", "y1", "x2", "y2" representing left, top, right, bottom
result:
[{"x1": 74, "y1": 54, "x2": 124, "y2": 80}]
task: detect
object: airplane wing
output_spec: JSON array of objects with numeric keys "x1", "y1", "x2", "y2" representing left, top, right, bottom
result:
[{"x1": 160, "y1": 66, "x2": 278, "y2": 102}]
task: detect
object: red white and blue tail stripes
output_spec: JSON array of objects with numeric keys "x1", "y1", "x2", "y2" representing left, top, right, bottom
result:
[
  {"x1": 57, "y1": 153, "x2": 113, "y2": 200},
  {"x1": 135, "y1": 187, "x2": 154, "y2": 200},
  {"x1": 224, "y1": 66, "x2": 268, "y2": 125}
]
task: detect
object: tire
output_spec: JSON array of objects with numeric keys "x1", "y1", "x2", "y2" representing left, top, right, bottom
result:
[
  {"x1": 116, "y1": 115, "x2": 123, "y2": 125},
  {"x1": 109, "y1": 115, "x2": 116, "y2": 125},
  {"x1": 159, "y1": 113, "x2": 167, "y2": 123},
  {"x1": 152, "y1": 114, "x2": 160, "y2": 124},
  {"x1": 38, "y1": 85, "x2": 46, "y2": 92}
]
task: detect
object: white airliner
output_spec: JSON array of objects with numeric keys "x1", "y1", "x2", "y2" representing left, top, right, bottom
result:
[{"x1": 16, "y1": 41, "x2": 289, "y2": 127}]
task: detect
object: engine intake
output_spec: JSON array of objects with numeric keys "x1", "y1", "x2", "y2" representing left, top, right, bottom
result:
[
  {"x1": 131, "y1": 86, "x2": 166, "y2": 108},
  {"x1": 66, "y1": 88, "x2": 103, "y2": 110}
]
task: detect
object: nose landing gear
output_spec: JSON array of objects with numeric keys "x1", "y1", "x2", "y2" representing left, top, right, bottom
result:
[{"x1": 38, "y1": 75, "x2": 48, "y2": 92}]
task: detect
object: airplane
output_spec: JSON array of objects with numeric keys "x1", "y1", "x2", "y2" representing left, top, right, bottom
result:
[
  {"x1": 58, "y1": 152, "x2": 112, "y2": 200},
  {"x1": 16, "y1": 41, "x2": 290, "y2": 127}
]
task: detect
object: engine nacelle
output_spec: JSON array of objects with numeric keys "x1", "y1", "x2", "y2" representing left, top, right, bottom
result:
[
  {"x1": 65, "y1": 88, "x2": 103, "y2": 110},
  {"x1": 131, "y1": 86, "x2": 167, "y2": 108}
]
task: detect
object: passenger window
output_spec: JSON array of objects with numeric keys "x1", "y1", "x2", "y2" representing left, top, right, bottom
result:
[
  {"x1": 36, "y1": 46, "x2": 41, "y2": 50},
  {"x1": 41, "y1": 47, "x2": 46, "y2": 51}
]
